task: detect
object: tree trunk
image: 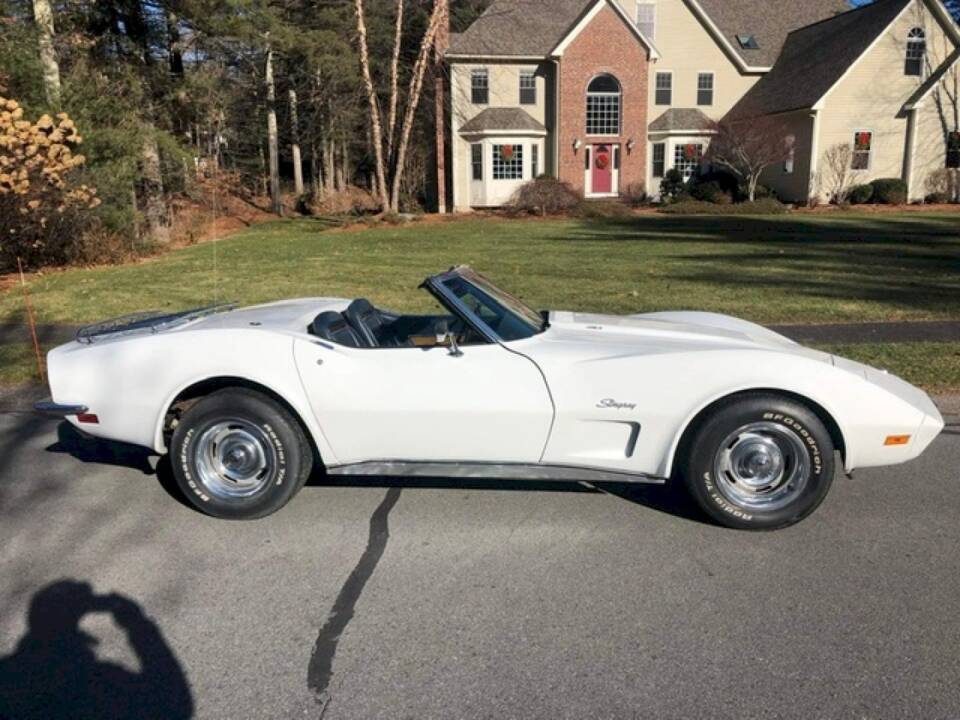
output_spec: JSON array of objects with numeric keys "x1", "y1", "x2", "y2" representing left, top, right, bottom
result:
[
  {"x1": 141, "y1": 136, "x2": 170, "y2": 244},
  {"x1": 354, "y1": 0, "x2": 389, "y2": 209},
  {"x1": 389, "y1": 1, "x2": 445, "y2": 212},
  {"x1": 265, "y1": 46, "x2": 282, "y2": 216},
  {"x1": 341, "y1": 140, "x2": 350, "y2": 187},
  {"x1": 310, "y1": 140, "x2": 322, "y2": 202},
  {"x1": 167, "y1": 10, "x2": 185, "y2": 77},
  {"x1": 31, "y1": 0, "x2": 61, "y2": 107},
  {"x1": 386, "y1": 0, "x2": 404, "y2": 161},
  {"x1": 335, "y1": 142, "x2": 345, "y2": 191},
  {"x1": 289, "y1": 88, "x2": 304, "y2": 197},
  {"x1": 433, "y1": 0, "x2": 449, "y2": 213},
  {"x1": 748, "y1": 175, "x2": 759, "y2": 203},
  {"x1": 323, "y1": 135, "x2": 336, "y2": 194}
]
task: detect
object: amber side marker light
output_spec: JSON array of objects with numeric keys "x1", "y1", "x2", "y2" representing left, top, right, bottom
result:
[{"x1": 884, "y1": 435, "x2": 911, "y2": 446}]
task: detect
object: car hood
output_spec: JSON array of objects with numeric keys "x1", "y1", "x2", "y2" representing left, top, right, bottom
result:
[{"x1": 542, "y1": 310, "x2": 829, "y2": 361}]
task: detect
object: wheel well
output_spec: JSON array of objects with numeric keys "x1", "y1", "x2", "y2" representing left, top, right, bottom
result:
[
  {"x1": 163, "y1": 377, "x2": 323, "y2": 468},
  {"x1": 672, "y1": 388, "x2": 846, "y2": 476}
]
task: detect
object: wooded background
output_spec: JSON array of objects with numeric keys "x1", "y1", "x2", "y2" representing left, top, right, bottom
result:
[{"x1": 0, "y1": 0, "x2": 490, "y2": 269}]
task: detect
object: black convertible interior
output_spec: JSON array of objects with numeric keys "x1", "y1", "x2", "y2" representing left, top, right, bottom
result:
[{"x1": 308, "y1": 299, "x2": 476, "y2": 349}]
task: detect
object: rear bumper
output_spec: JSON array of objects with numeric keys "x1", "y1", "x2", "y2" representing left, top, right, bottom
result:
[{"x1": 34, "y1": 399, "x2": 88, "y2": 416}]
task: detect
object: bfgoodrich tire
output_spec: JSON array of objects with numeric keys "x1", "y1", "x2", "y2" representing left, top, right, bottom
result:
[
  {"x1": 170, "y1": 388, "x2": 314, "y2": 520},
  {"x1": 681, "y1": 394, "x2": 835, "y2": 530}
]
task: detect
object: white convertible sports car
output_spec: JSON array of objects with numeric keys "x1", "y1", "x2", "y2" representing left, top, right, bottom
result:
[{"x1": 37, "y1": 266, "x2": 943, "y2": 529}]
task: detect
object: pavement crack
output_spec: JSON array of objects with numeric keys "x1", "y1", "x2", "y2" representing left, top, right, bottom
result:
[{"x1": 307, "y1": 487, "x2": 402, "y2": 711}]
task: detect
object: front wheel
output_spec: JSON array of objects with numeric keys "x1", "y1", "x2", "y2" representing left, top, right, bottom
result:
[
  {"x1": 681, "y1": 394, "x2": 835, "y2": 530},
  {"x1": 170, "y1": 388, "x2": 314, "y2": 519}
]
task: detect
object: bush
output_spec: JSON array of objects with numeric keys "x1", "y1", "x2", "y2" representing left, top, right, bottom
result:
[
  {"x1": 508, "y1": 175, "x2": 580, "y2": 216},
  {"x1": 690, "y1": 181, "x2": 731, "y2": 204},
  {"x1": 658, "y1": 198, "x2": 788, "y2": 215},
  {"x1": 869, "y1": 178, "x2": 908, "y2": 205},
  {"x1": 621, "y1": 182, "x2": 648, "y2": 207},
  {"x1": 659, "y1": 169, "x2": 686, "y2": 202},
  {"x1": 576, "y1": 199, "x2": 634, "y2": 219},
  {"x1": 752, "y1": 184, "x2": 778, "y2": 201},
  {"x1": 925, "y1": 192, "x2": 950, "y2": 204},
  {"x1": 848, "y1": 183, "x2": 874, "y2": 204},
  {"x1": 924, "y1": 168, "x2": 957, "y2": 202},
  {"x1": 0, "y1": 97, "x2": 102, "y2": 271}
]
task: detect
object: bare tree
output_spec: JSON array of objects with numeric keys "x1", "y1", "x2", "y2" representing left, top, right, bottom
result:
[
  {"x1": 433, "y1": 0, "x2": 449, "y2": 213},
  {"x1": 31, "y1": 0, "x2": 61, "y2": 107},
  {"x1": 354, "y1": 0, "x2": 389, "y2": 208},
  {"x1": 706, "y1": 118, "x2": 792, "y2": 201},
  {"x1": 140, "y1": 135, "x2": 170, "y2": 244},
  {"x1": 289, "y1": 88, "x2": 304, "y2": 196},
  {"x1": 386, "y1": 0, "x2": 404, "y2": 161},
  {"x1": 264, "y1": 44, "x2": 282, "y2": 215},
  {"x1": 820, "y1": 143, "x2": 855, "y2": 204}
]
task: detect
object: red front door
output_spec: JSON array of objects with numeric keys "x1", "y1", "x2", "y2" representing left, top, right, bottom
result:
[{"x1": 591, "y1": 144, "x2": 612, "y2": 194}]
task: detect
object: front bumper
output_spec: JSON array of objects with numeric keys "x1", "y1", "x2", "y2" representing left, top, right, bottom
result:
[{"x1": 34, "y1": 399, "x2": 88, "y2": 416}]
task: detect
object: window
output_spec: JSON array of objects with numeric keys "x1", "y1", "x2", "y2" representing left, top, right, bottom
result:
[
  {"x1": 519, "y1": 70, "x2": 536, "y2": 105},
  {"x1": 471, "y1": 143, "x2": 483, "y2": 181},
  {"x1": 655, "y1": 72, "x2": 672, "y2": 105},
  {"x1": 948, "y1": 131, "x2": 960, "y2": 169},
  {"x1": 471, "y1": 68, "x2": 489, "y2": 104},
  {"x1": 586, "y1": 74, "x2": 621, "y2": 135},
  {"x1": 652, "y1": 142, "x2": 665, "y2": 178},
  {"x1": 852, "y1": 131, "x2": 872, "y2": 170},
  {"x1": 905, "y1": 27, "x2": 926, "y2": 77},
  {"x1": 736, "y1": 34, "x2": 759, "y2": 50},
  {"x1": 492, "y1": 144, "x2": 523, "y2": 180},
  {"x1": 697, "y1": 73, "x2": 714, "y2": 106},
  {"x1": 673, "y1": 142, "x2": 702, "y2": 181},
  {"x1": 784, "y1": 134, "x2": 796, "y2": 174},
  {"x1": 636, "y1": 2, "x2": 656, "y2": 39},
  {"x1": 531, "y1": 143, "x2": 539, "y2": 177}
]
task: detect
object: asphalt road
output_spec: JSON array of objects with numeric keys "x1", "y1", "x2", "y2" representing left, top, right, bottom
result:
[{"x1": 0, "y1": 409, "x2": 959, "y2": 719}]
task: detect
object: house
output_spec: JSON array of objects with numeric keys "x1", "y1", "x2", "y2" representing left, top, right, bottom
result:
[{"x1": 446, "y1": 0, "x2": 960, "y2": 209}]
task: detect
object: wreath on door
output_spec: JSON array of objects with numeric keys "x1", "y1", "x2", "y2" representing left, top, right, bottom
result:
[{"x1": 595, "y1": 153, "x2": 610, "y2": 170}]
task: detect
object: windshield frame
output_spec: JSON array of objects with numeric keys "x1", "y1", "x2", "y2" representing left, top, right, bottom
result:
[{"x1": 422, "y1": 266, "x2": 545, "y2": 344}]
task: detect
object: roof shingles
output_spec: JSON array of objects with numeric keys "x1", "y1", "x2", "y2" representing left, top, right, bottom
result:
[{"x1": 459, "y1": 107, "x2": 547, "y2": 133}]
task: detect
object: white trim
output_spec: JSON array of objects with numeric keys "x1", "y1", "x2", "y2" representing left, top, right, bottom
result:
[
  {"x1": 680, "y1": 0, "x2": 771, "y2": 73},
  {"x1": 904, "y1": 107, "x2": 920, "y2": 198},
  {"x1": 813, "y1": 0, "x2": 917, "y2": 110},
  {"x1": 460, "y1": 128, "x2": 548, "y2": 138},
  {"x1": 904, "y1": 47, "x2": 960, "y2": 110},
  {"x1": 808, "y1": 109, "x2": 822, "y2": 202},
  {"x1": 851, "y1": 128, "x2": 874, "y2": 172},
  {"x1": 551, "y1": 0, "x2": 661, "y2": 59},
  {"x1": 648, "y1": 128, "x2": 718, "y2": 136},
  {"x1": 446, "y1": 54, "x2": 546, "y2": 62}
]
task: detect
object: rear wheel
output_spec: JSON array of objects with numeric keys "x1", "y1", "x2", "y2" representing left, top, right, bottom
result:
[
  {"x1": 681, "y1": 394, "x2": 835, "y2": 530},
  {"x1": 170, "y1": 388, "x2": 313, "y2": 519}
]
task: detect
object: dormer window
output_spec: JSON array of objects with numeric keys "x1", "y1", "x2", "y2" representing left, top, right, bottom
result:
[
  {"x1": 905, "y1": 27, "x2": 926, "y2": 76},
  {"x1": 636, "y1": 2, "x2": 656, "y2": 39},
  {"x1": 736, "y1": 34, "x2": 759, "y2": 50}
]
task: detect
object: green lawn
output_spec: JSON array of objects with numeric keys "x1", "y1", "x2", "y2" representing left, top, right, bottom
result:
[{"x1": 3, "y1": 212, "x2": 959, "y2": 389}]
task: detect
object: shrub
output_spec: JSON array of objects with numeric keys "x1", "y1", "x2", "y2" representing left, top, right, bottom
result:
[
  {"x1": 925, "y1": 192, "x2": 949, "y2": 204},
  {"x1": 508, "y1": 175, "x2": 580, "y2": 216},
  {"x1": 658, "y1": 198, "x2": 788, "y2": 215},
  {"x1": 659, "y1": 169, "x2": 686, "y2": 202},
  {"x1": 752, "y1": 184, "x2": 778, "y2": 201},
  {"x1": 869, "y1": 178, "x2": 908, "y2": 205},
  {"x1": 0, "y1": 97, "x2": 102, "y2": 271},
  {"x1": 848, "y1": 183, "x2": 874, "y2": 204},
  {"x1": 924, "y1": 168, "x2": 957, "y2": 202},
  {"x1": 694, "y1": 169, "x2": 740, "y2": 198},
  {"x1": 690, "y1": 181, "x2": 731, "y2": 204},
  {"x1": 621, "y1": 182, "x2": 648, "y2": 207}
]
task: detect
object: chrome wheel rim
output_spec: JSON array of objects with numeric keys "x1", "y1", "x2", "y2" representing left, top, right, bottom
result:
[
  {"x1": 713, "y1": 421, "x2": 809, "y2": 511},
  {"x1": 194, "y1": 420, "x2": 276, "y2": 500}
]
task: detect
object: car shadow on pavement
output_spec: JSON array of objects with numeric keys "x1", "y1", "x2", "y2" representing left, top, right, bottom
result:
[
  {"x1": 309, "y1": 475, "x2": 711, "y2": 526},
  {"x1": 0, "y1": 579, "x2": 193, "y2": 719}
]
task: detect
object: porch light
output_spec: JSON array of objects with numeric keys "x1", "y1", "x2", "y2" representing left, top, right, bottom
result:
[
  {"x1": 626, "y1": 138, "x2": 636, "y2": 153},
  {"x1": 572, "y1": 138, "x2": 582, "y2": 151}
]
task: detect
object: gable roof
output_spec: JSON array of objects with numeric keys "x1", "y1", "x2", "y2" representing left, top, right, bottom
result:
[
  {"x1": 459, "y1": 107, "x2": 547, "y2": 134},
  {"x1": 649, "y1": 108, "x2": 715, "y2": 133},
  {"x1": 693, "y1": 0, "x2": 852, "y2": 69},
  {"x1": 447, "y1": 0, "x2": 590, "y2": 57},
  {"x1": 726, "y1": 0, "x2": 914, "y2": 119},
  {"x1": 447, "y1": 0, "x2": 849, "y2": 65}
]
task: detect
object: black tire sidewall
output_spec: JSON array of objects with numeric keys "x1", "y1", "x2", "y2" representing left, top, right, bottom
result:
[
  {"x1": 171, "y1": 389, "x2": 311, "y2": 520},
  {"x1": 684, "y1": 396, "x2": 835, "y2": 530}
]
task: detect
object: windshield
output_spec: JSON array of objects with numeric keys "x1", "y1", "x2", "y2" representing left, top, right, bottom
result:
[{"x1": 430, "y1": 267, "x2": 544, "y2": 342}]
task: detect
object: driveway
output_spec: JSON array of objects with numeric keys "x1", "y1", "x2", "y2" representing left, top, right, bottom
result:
[{"x1": 0, "y1": 409, "x2": 958, "y2": 719}]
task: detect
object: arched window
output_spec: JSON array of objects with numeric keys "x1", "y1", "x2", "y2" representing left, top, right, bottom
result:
[
  {"x1": 905, "y1": 27, "x2": 926, "y2": 76},
  {"x1": 586, "y1": 74, "x2": 621, "y2": 135}
]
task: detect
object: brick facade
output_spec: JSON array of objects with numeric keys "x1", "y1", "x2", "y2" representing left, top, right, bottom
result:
[{"x1": 557, "y1": 5, "x2": 649, "y2": 196}]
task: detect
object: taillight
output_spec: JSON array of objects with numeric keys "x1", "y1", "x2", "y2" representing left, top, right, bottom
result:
[{"x1": 77, "y1": 413, "x2": 99, "y2": 424}]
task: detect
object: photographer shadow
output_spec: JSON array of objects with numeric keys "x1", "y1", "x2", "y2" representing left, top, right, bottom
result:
[{"x1": 0, "y1": 580, "x2": 193, "y2": 720}]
